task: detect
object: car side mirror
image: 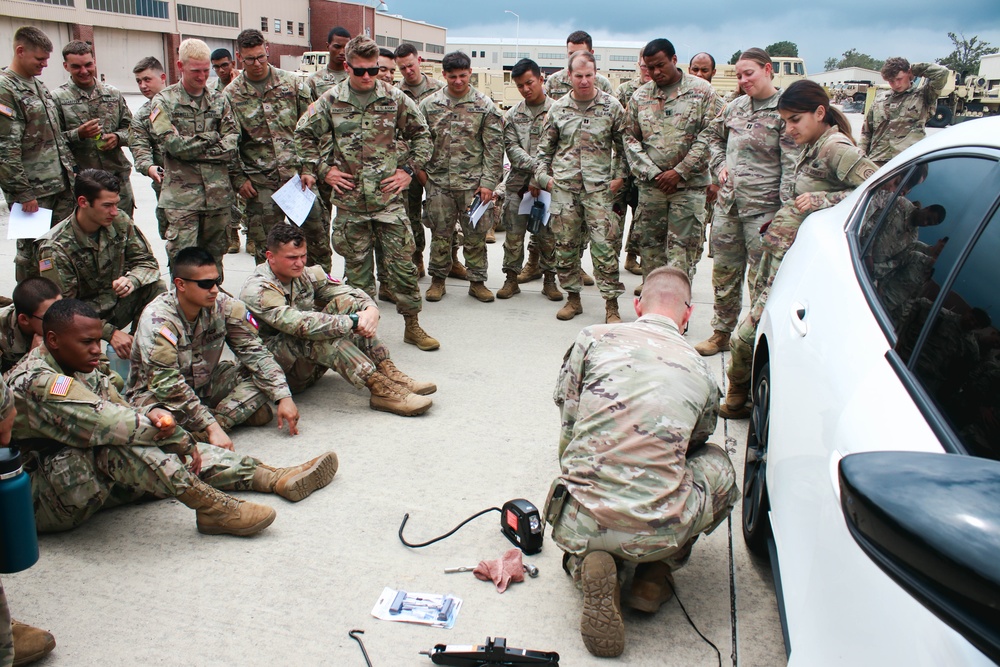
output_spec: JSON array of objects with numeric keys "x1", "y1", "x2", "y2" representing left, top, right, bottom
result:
[{"x1": 839, "y1": 451, "x2": 1000, "y2": 663}]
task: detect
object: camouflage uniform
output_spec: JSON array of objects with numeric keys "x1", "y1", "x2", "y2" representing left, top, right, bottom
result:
[
  {"x1": 703, "y1": 92, "x2": 798, "y2": 333},
  {"x1": 501, "y1": 96, "x2": 556, "y2": 274},
  {"x1": 0, "y1": 305, "x2": 31, "y2": 374},
  {"x1": 614, "y1": 77, "x2": 644, "y2": 260},
  {"x1": 239, "y1": 262, "x2": 390, "y2": 393},
  {"x1": 126, "y1": 291, "x2": 292, "y2": 432},
  {"x1": 624, "y1": 75, "x2": 719, "y2": 281},
  {"x1": 7, "y1": 346, "x2": 261, "y2": 532},
  {"x1": 418, "y1": 86, "x2": 504, "y2": 282},
  {"x1": 0, "y1": 69, "x2": 76, "y2": 282},
  {"x1": 534, "y1": 90, "x2": 627, "y2": 298},
  {"x1": 398, "y1": 75, "x2": 446, "y2": 261},
  {"x1": 861, "y1": 63, "x2": 949, "y2": 165},
  {"x1": 52, "y1": 80, "x2": 135, "y2": 216},
  {"x1": 227, "y1": 65, "x2": 332, "y2": 271},
  {"x1": 148, "y1": 83, "x2": 239, "y2": 276},
  {"x1": 129, "y1": 99, "x2": 168, "y2": 237},
  {"x1": 296, "y1": 80, "x2": 432, "y2": 310},
  {"x1": 544, "y1": 68, "x2": 614, "y2": 100},
  {"x1": 35, "y1": 208, "x2": 165, "y2": 342},
  {"x1": 306, "y1": 67, "x2": 348, "y2": 101},
  {"x1": 728, "y1": 127, "x2": 877, "y2": 384},
  {"x1": 546, "y1": 314, "x2": 738, "y2": 576}
]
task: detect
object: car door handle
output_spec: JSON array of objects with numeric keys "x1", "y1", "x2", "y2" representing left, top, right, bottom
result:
[{"x1": 790, "y1": 302, "x2": 808, "y2": 337}]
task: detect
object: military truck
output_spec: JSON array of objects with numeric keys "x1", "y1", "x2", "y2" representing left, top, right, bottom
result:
[{"x1": 933, "y1": 53, "x2": 1000, "y2": 125}]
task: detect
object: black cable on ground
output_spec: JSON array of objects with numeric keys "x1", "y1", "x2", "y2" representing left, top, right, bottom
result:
[
  {"x1": 667, "y1": 579, "x2": 723, "y2": 667},
  {"x1": 398, "y1": 507, "x2": 501, "y2": 548}
]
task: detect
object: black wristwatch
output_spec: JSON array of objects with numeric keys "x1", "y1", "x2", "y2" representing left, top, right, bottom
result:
[
  {"x1": 401, "y1": 165, "x2": 415, "y2": 177},
  {"x1": 349, "y1": 313, "x2": 359, "y2": 330}
]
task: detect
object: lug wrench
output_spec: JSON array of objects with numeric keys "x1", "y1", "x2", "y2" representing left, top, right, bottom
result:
[{"x1": 349, "y1": 629, "x2": 373, "y2": 667}]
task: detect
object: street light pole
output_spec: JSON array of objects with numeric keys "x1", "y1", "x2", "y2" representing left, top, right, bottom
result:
[{"x1": 504, "y1": 10, "x2": 519, "y2": 63}]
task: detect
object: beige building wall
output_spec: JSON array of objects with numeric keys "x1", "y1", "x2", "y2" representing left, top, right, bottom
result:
[{"x1": 373, "y1": 13, "x2": 445, "y2": 62}]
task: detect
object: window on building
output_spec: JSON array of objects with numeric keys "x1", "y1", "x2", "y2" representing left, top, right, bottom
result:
[
  {"x1": 177, "y1": 4, "x2": 238, "y2": 27},
  {"x1": 502, "y1": 52, "x2": 531, "y2": 59},
  {"x1": 609, "y1": 54, "x2": 637, "y2": 62},
  {"x1": 274, "y1": 18, "x2": 281, "y2": 33},
  {"x1": 261, "y1": 16, "x2": 267, "y2": 31},
  {"x1": 299, "y1": 22, "x2": 304, "y2": 36},
  {"x1": 480, "y1": 51, "x2": 485, "y2": 58},
  {"x1": 403, "y1": 40, "x2": 423, "y2": 51},
  {"x1": 538, "y1": 52, "x2": 564, "y2": 59},
  {"x1": 27, "y1": 0, "x2": 75, "y2": 7},
  {"x1": 87, "y1": 0, "x2": 168, "y2": 18},
  {"x1": 425, "y1": 43, "x2": 444, "y2": 55},
  {"x1": 287, "y1": 20, "x2": 293, "y2": 34}
]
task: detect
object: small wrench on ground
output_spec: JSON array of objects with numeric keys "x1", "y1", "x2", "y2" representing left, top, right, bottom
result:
[{"x1": 445, "y1": 564, "x2": 539, "y2": 577}]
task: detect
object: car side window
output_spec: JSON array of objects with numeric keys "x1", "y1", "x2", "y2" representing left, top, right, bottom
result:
[
  {"x1": 903, "y1": 205, "x2": 1000, "y2": 460},
  {"x1": 859, "y1": 157, "x2": 999, "y2": 341}
]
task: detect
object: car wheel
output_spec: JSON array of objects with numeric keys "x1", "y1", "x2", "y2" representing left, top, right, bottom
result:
[{"x1": 742, "y1": 361, "x2": 772, "y2": 557}]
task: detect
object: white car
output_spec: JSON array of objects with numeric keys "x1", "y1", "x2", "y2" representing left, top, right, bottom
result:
[{"x1": 743, "y1": 117, "x2": 1000, "y2": 665}]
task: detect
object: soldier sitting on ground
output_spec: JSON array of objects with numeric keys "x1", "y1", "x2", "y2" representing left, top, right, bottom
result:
[
  {"x1": 0, "y1": 278, "x2": 61, "y2": 373},
  {"x1": 6, "y1": 299, "x2": 333, "y2": 537},
  {"x1": 240, "y1": 224, "x2": 435, "y2": 417},
  {"x1": 126, "y1": 247, "x2": 299, "y2": 451},
  {"x1": 34, "y1": 169, "x2": 165, "y2": 361}
]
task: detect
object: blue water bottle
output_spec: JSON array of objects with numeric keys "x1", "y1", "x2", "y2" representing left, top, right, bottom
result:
[
  {"x1": 104, "y1": 344, "x2": 131, "y2": 386},
  {"x1": 0, "y1": 448, "x2": 39, "y2": 573}
]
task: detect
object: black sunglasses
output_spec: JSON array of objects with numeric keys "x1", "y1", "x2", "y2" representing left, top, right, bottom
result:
[
  {"x1": 179, "y1": 276, "x2": 222, "y2": 290},
  {"x1": 350, "y1": 65, "x2": 380, "y2": 77}
]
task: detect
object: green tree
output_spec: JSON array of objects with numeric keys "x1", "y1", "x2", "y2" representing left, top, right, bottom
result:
[
  {"x1": 824, "y1": 49, "x2": 885, "y2": 72},
  {"x1": 765, "y1": 41, "x2": 799, "y2": 57},
  {"x1": 937, "y1": 32, "x2": 998, "y2": 78},
  {"x1": 729, "y1": 49, "x2": 742, "y2": 65}
]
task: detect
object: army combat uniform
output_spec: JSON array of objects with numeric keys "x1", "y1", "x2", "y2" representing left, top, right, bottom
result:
[
  {"x1": 126, "y1": 291, "x2": 292, "y2": 433},
  {"x1": 130, "y1": 98, "x2": 168, "y2": 237},
  {"x1": 624, "y1": 74, "x2": 720, "y2": 282},
  {"x1": 534, "y1": 90, "x2": 627, "y2": 302},
  {"x1": 227, "y1": 65, "x2": 332, "y2": 270},
  {"x1": 0, "y1": 304, "x2": 32, "y2": 374},
  {"x1": 418, "y1": 86, "x2": 504, "y2": 285},
  {"x1": 0, "y1": 68, "x2": 76, "y2": 283},
  {"x1": 614, "y1": 76, "x2": 645, "y2": 265},
  {"x1": 148, "y1": 83, "x2": 239, "y2": 276},
  {"x1": 35, "y1": 208, "x2": 165, "y2": 344},
  {"x1": 545, "y1": 69, "x2": 614, "y2": 100},
  {"x1": 861, "y1": 63, "x2": 949, "y2": 165},
  {"x1": 546, "y1": 314, "x2": 738, "y2": 580},
  {"x1": 296, "y1": 79, "x2": 431, "y2": 310},
  {"x1": 52, "y1": 80, "x2": 135, "y2": 216},
  {"x1": 306, "y1": 66, "x2": 348, "y2": 101}
]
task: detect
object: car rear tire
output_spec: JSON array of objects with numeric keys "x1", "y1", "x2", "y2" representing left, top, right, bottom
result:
[{"x1": 742, "y1": 361, "x2": 772, "y2": 557}]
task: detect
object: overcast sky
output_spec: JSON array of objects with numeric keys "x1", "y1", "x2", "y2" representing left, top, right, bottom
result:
[{"x1": 387, "y1": 0, "x2": 1000, "y2": 74}]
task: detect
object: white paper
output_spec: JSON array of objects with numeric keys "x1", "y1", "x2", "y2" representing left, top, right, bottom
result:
[
  {"x1": 517, "y1": 191, "x2": 552, "y2": 227},
  {"x1": 7, "y1": 203, "x2": 53, "y2": 240},
  {"x1": 469, "y1": 198, "x2": 494, "y2": 228},
  {"x1": 270, "y1": 174, "x2": 317, "y2": 227}
]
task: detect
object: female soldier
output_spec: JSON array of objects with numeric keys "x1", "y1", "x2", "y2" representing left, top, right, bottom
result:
[
  {"x1": 722, "y1": 80, "x2": 878, "y2": 418},
  {"x1": 695, "y1": 48, "x2": 799, "y2": 357}
]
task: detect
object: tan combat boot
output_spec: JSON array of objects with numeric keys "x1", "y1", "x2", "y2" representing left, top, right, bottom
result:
[
  {"x1": 177, "y1": 478, "x2": 276, "y2": 536},
  {"x1": 496, "y1": 270, "x2": 520, "y2": 299},
  {"x1": 12, "y1": 619, "x2": 56, "y2": 666},
  {"x1": 627, "y1": 561, "x2": 675, "y2": 613},
  {"x1": 378, "y1": 359, "x2": 437, "y2": 395},
  {"x1": 252, "y1": 452, "x2": 339, "y2": 502},
  {"x1": 448, "y1": 246, "x2": 468, "y2": 280},
  {"x1": 517, "y1": 247, "x2": 542, "y2": 282},
  {"x1": 245, "y1": 238, "x2": 256, "y2": 256},
  {"x1": 624, "y1": 252, "x2": 641, "y2": 275},
  {"x1": 605, "y1": 298, "x2": 622, "y2": 324},
  {"x1": 581, "y1": 270, "x2": 595, "y2": 286},
  {"x1": 485, "y1": 225, "x2": 496, "y2": 243},
  {"x1": 719, "y1": 381, "x2": 752, "y2": 419},
  {"x1": 244, "y1": 403, "x2": 273, "y2": 427},
  {"x1": 541, "y1": 271, "x2": 563, "y2": 301},
  {"x1": 366, "y1": 371, "x2": 433, "y2": 416},
  {"x1": 378, "y1": 283, "x2": 396, "y2": 303},
  {"x1": 227, "y1": 227, "x2": 240, "y2": 254},
  {"x1": 695, "y1": 330, "x2": 731, "y2": 357},
  {"x1": 468, "y1": 281, "x2": 495, "y2": 302},
  {"x1": 426, "y1": 277, "x2": 447, "y2": 302},
  {"x1": 557, "y1": 292, "x2": 583, "y2": 321},
  {"x1": 579, "y1": 551, "x2": 625, "y2": 658},
  {"x1": 403, "y1": 314, "x2": 440, "y2": 351}
]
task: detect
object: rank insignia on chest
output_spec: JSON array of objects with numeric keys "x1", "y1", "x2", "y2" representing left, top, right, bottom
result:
[
  {"x1": 159, "y1": 326, "x2": 178, "y2": 346},
  {"x1": 50, "y1": 375, "x2": 73, "y2": 397},
  {"x1": 582, "y1": 118, "x2": 590, "y2": 125},
  {"x1": 246, "y1": 311, "x2": 259, "y2": 330},
  {"x1": 0, "y1": 103, "x2": 13, "y2": 117},
  {"x1": 746, "y1": 122, "x2": 754, "y2": 130},
  {"x1": 664, "y1": 110, "x2": 673, "y2": 117},
  {"x1": 38, "y1": 259, "x2": 53, "y2": 272}
]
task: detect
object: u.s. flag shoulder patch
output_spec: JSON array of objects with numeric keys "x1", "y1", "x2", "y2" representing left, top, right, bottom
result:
[
  {"x1": 0, "y1": 103, "x2": 13, "y2": 118},
  {"x1": 159, "y1": 325, "x2": 178, "y2": 346},
  {"x1": 246, "y1": 311, "x2": 259, "y2": 330},
  {"x1": 49, "y1": 375, "x2": 73, "y2": 396},
  {"x1": 38, "y1": 258, "x2": 53, "y2": 272},
  {"x1": 149, "y1": 106, "x2": 161, "y2": 122}
]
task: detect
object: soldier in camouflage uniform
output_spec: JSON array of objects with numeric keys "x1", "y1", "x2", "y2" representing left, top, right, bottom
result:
[
  {"x1": 210, "y1": 48, "x2": 246, "y2": 254},
  {"x1": 861, "y1": 58, "x2": 949, "y2": 166},
  {"x1": 624, "y1": 39, "x2": 720, "y2": 288},
  {"x1": 127, "y1": 247, "x2": 299, "y2": 452},
  {"x1": 614, "y1": 51, "x2": 650, "y2": 277},
  {"x1": 0, "y1": 278, "x2": 60, "y2": 373},
  {"x1": 544, "y1": 31, "x2": 615, "y2": 100},
  {"x1": 210, "y1": 48, "x2": 236, "y2": 93},
  {"x1": 240, "y1": 224, "x2": 435, "y2": 417},
  {"x1": 694, "y1": 48, "x2": 798, "y2": 358},
  {"x1": 148, "y1": 38, "x2": 239, "y2": 278},
  {"x1": 544, "y1": 267, "x2": 738, "y2": 658},
  {"x1": 395, "y1": 43, "x2": 447, "y2": 278},
  {"x1": 130, "y1": 57, "x2": 169, "y2": 239},
  {"x1": 418, "y1": 51, "x2": 504, "y2": 303},
  {"x1": 306, "y1": 27, "x2": 351, "y2": 100},
  {"x1": 52, "y1": 41, "x2": 135, "y2": 218},
  {"x1": 7, "y1": 299, "x2": 283, "y2": 537},
  {"x1": 534, "y1": 51, "x2": 627, "y2": 323},
  {"x1": 495, "y1": 59, "x2": 561, "y2": 302},
  {"x1": 723, "y1": 82, "x2": 877, "y2": 418},
  {"x1": 34, "y1": 170, "x2": 165, "y2": 362},
  {"x1": 0, "y1": 27, "x2": 77, "y2": 283},
  {"x1": 297, "y1": 36, "x2": 439, "y2": 350},
  {"x1": 227, "y1": 29, "x2": 332, "y2": 271},
  {"x1": 686, "y1": 52, "x2": 724, "y2": 263}
]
